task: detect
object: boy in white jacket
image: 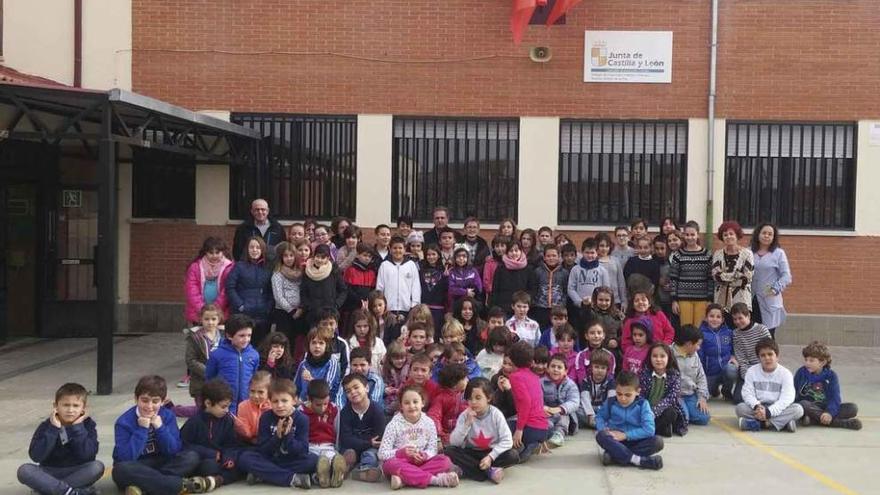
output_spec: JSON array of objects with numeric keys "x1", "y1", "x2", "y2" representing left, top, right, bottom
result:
[
  {"x1": 735, "y1": 338, "x2": 804, "y2": 432},
  {"x1": 376, "y1": 236, "x2": 421, "y2": 315}
]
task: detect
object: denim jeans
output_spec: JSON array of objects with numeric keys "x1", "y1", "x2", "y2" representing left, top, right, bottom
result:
[
  {"x1": 17, "y1": 461, "x2": 105, "y2": 495},
  {"x1": 706, "y1": 363, "x2": 738, "y2": 400},
  {"x1": 680, "y1": 393, "x2": 711, "y2": 425},
  {"x1": 112, "y1": 451, "x2": 200, "y2": 493},
  {"x1": 355, "y1": 448, "x2": 379, "y2": 470},
  {"x1": 595, "y1": 431, "x2": 663, "y2": 465}
]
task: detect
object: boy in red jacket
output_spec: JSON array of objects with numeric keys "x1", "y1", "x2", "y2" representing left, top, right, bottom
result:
[
  {"x1": 427, "y1": 363, "x2": 469, "y2": 446},
  {"x1": 302, "y1": 380, "x2": 347, "y2": 488}
]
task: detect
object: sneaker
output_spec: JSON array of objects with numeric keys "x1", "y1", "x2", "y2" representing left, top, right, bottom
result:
[
  {"x1": 800, "y1": 415, "x2": 812, "y2": 427},
  {"x1": 833, "y1": 418, "x2": 863, "y2": 430},
  {"x1": 69, "y1": 488, "x2": 99, "y2": 495},
  {"x1": 182, "y1": 476, "x2": 208, "y2": 493},
  {"x1": 350, "y1": 467, "x2": 383, "y2": 483},
  {"x1": 519, "y1": 442, "x2": 538, "y2": 463},
  {"x1": 601, "y1": 451, "x2": 614, "y2": 466},
  {"x1": 738, "y1": 417, "x2": 761, "y2": 432},
  {"x1": 652, "y1": 436, "x2": 665, "y2": 454},
  {"x1": 390, "y1": 475, "x2": 403, "y2": 490},
  {"x1": 342, "y1": 449, "x2": 358, "y2": 473},
  {"x1": 331, "y1": 454, "x2": 348, "y2": 488},
  {"x1": 246, "y1": 473, "x2": 262, "y2": 485},
  {"x1": 487, "y1": 467, "x2": 504, "y2": 484},
  {"x1": 433, "y1": 472, "x2": 460, "y2": 488},
  {"x1": 316, "y1": 455, "x2": 332, "y2": 488},
  {"x1": 205, "y1": 476, "x2": 221, "y2": 491},
  {"x1": 784, "y1": 420, "x2": 797, "y2": 433},
  {"x1": 638, "y1": 455, "x2": 663, "y2": 470},
  {"x1": 449, "y1": 465, "x2": 463, "y2": 478},
  {"x1": 291, "y1": 473, "x2": 311, "y2": 490},
  {"x1": 547, "y1": 431, "x2": 565, "y2": 448},
  {"x1": 659, "y1": 423, "x2": 674, "y2": 438},
  {"x1": 177, "y1": 375, "x2": 190, "y2": 388},
  {"x1": 124, "y1": 487, "x2": 142, "y2": 495}
]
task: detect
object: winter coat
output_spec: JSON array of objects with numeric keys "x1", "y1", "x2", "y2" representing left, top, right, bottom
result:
[
  {"x1": 342, "y1": 261, "x2": 377, "y2": 311},
  {"x1": 225, "y1": 260, "x2": 273, "y2": 322},
  {"x1": 595, "y1": 396, "x2": 654, "y2": 441},
  {"x1": 420, "y1": 264, "x2": 449, "y2": 308},
  {"x1": 271, "y1": 270, "x2": 301, "y2": 314},
  {"x1": 113, "y1": 406, "x2": 181, "y2": 463},
  {"x1": 185, "y1": 258, "x2": 234, "y2": 322},
  {"x1": 376, "y1": 258, "x2": 422, "y2": 312},
  {"x1": 28, "y1": 417, "x2": 99, "y2": 467},
  {"x1": 532, "y1": 263, "x2": 569, "y2": 309},
  {"x1": 180, "y1": 411, "x2": 243, "y2": 464},
  {"x1": 639, "y1": 368, "x2": 688, "y2": 435},
  {"x1": 698, "y1": 321, "x2": 734, "y2": 377},
  {"x1": 794, "y1": 366, "x2": 843, "y2": 417},
  {"x1": 232, "y1": 217, "x2": 286, "y2": 263},
  {"x1": 427, "y1": 387, "x2": 467, "y2": 445},
  {"x1": 447, "y1": 266, "x2": 483, "y2": 308},
  {"x1": 205, "y1": 339, "x2": 260, "y2": 415},
  {"x1": 184, "y1": 327, "x2": 222, "y2": 398},
  {"x1": 621, "y1": 311, "x2": 676, "y2": 352},
  {"x1": 711, "y1": 248, "x2": 754, "y2": 312},
  {"x1": 490, "y1": 264, "x2": 537, "y2": 310},
  {"x1": 300, "y1": 267, "x2": 348, "y2": 319}
]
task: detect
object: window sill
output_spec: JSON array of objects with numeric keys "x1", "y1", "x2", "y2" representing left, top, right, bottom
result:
[{"x1": 129, "y1": 218, "x2": 196, "y2": 224}]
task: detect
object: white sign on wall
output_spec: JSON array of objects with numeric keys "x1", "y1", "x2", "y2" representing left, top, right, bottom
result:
[{"x1": 584, "y1": 31, "x2": 673, "y2": 83}]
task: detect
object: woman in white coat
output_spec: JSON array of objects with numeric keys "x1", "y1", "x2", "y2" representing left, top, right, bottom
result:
[{"x1": 750, "y1": 223, "x2": 793, "y2": 338}]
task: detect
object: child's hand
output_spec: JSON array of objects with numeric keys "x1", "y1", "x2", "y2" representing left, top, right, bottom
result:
[
  {"x1": 543, "y1": 405, "x2": 553, "y2": 417},
  {"x1": 73, "y1": 409, "x2": 88, "y2": 425},
  {"x1": 497, "y1": 376, "x2": 511, "y2": 391},
  {"x1": 479, "y1": 455, "x2": 492, "y2": 470},
  {"x1": 582, "y1": 297, "x2": 592, "y2": 307},
  {"x1": 464, "y1": 408, "x2": 477, "y2": 426},
  {"x1": 754, "y1": 405, "x2": 767, "y2": 421},
  {"x1": 609, "y1": 430, "x2": 626, "y2": 441},
  {"x1": 137, "y1": 415, "x2": 152, "y2": 429},
  {"x1": 302, "y1": 369, "x2": 313, "y2": 382},
  {"x1": 729, "y1": 357, "x2": 738, "y2": 365},
  {"x1": 820, "y1": 412, "x2": 833, "y2": 425},
  {"x1": 671, "y1": 301, "x2": 680, "y2": 315},
  {"x1": 608, "y1": 339, "x2": 619, "y2": 350},
  {"x1": 49, "y1": 410, "x2": 62, "y2": 428},
  {"x1": 697, "y1": 398, "x2": 710, "y2": 414},
  {"x1": 150, "y1": 414, "x2": 163, "y2": 429},
  {"x1": 371, "y1": 435, "x2": 382, "y2": 448},
  {"x1": 293, "y1": 308, "x2": 304, "y2": 318},
  {"x1": 467, "y1": 288, "x2": 475, "y2": 297},
  {"x1": 512, "y1": 429, "x2": 524, "y2": 449}
]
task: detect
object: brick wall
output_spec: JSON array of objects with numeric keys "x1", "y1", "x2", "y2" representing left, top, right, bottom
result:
[
  {"x1": 130, "y1": 0, "x2": 879, "y2": 120},
  {"x1": 130, "y1": 223, "x2": 880, "y2": 315}
]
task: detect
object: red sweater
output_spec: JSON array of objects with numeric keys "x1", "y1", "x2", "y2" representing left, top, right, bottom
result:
[
  {"x1": 621, "y1": 311, "x2": 676, "y2": 353},
  {"x1": 427, "y1": 387, "x2": 467, "y2": 444},
  {"x1": 303, "y1": 402, "x2": 338, "y2": 445},
  {"x1": 404, "y1": 378, "x2": 439, "y2": 408},
  {"x1": 510, "y1": 367, "x2": 548, "y2": 431}
]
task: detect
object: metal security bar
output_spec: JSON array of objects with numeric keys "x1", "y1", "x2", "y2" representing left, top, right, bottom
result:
[
  {"x1": 724, "y1": 122, "x2": 856, "y2": 229},
  {"x1": 558, "y1": 120, "x2": 688, "y2": 225},
  {"x1": 392, "y1": 117, "x2": 519, "y2": 222},
  {"x1": 231, "y1": 114, "x2": 357, "y2": 220}
]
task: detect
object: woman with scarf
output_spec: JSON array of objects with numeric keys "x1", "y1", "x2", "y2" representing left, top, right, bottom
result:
[
  {"x1": 185, "y1": 237, "x2": 235, "y2": 324},
  {"x1": 226, "y1": 236, "x2": 274, "y2": 342},
  {"x1": 300, "y1": 243, "x2": 348, "y2": 326},
  {"x1": 490, "y1": 240, "x2": 537, "y2": 316},
  {"x1": 711, "y1": 221, "x2": 754, "y2": 327}
]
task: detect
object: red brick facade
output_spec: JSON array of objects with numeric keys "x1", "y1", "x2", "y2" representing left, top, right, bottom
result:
[{"x1": 130, "y1": 223, "x2": 880, "y2": 315}]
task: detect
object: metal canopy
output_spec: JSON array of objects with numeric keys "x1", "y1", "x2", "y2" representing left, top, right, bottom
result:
[
  {"x1": 0, "y1": 82, "x2": 260, "y2": 164},
  {"x1": 0, "y1": 81, "x2": 261, "y2": 395}
]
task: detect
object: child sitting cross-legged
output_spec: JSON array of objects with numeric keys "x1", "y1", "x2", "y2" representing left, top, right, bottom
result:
[
  {"x1": 302, "y1": 379, "x2": 348, "y2": 488},
  {"x1": 428, "y1": 363, "x2": 470, "y2": 447},
  {"x1": 379, "y1": 385, "x2": 460, "y2": 489},
  {"x1": 237, "y1": 378, "x2": 319, "y2": 489},
  {"x1": 233, "y1": 371, "x2": 273, "y2": 445},
  {"x1": 639, "y1": 343, "x2": 688, "y2": 438},
  {"x1": 736, "y1": 338, "x2": 804, "y2": 432},
  {"x1": 444, "y1": 377, "x2": 519, "y2": 484},
  {"x1": 180, "y1": 379, "x2": 244, "y2": 489},
  {"x1": 17, "y1": 382, "x2": 104, "y2": 495},
  {"x1": 595, "y1": 371, "x2": 664, "y2": 470},
  {"x1": 336, "y1": 346, "x2": 385, "y2": 408},
  {"x1": 339, "y1": 374, "x2": 387, "y2": 483},
  {"x1": 795, "y1": 341, "x2": 862, "y2": 430},
  {"x1": 112, "y1": 375, "x2": 206, "y2": 494},
  {"x1": 294, "y1": 326, "x2": 343, "y2": 403},
  {"x1": 672, "y1": 325, "x2": 711, "y2": 426},
  {"x1": 577, "y1": 351, "x2": 616, "y2": 428},
  {"x1": 542, "y1": 353, "x2": 580, "y2": 447}
]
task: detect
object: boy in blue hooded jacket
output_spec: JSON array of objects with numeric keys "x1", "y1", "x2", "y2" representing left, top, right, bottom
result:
[
  {"x1": 595, "y1": 371, "x2": 664, "y2": 470},
  {"x1": 794, "y1": 341, "x2": 861, "y2": 430},
  {"x1": 206, "y1": 314, "x2": 260, "y2": 415}
]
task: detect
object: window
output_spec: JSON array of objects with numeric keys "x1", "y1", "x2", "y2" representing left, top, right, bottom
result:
[
  {"x1": 558, "y1": 120, "x2": 688, "y2": 225},
  {"x1": 724, "y1": 122, "x2": 856, "y2": 230},
  {"x1": 392, "y1": 117, "x2": 519, "y2": 223},
  {"x1": 530, "y1": 0, "x2": 566, "y2": 24},
  {"x1": 231, "y1": 114, "x2": 357, "y2": 220},
  {"x1": 132, "y1": 148, "x2": 195, "y2": 218}
]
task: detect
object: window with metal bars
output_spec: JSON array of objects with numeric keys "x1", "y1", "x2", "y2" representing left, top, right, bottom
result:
[
  {"x1": 230, "y1": 114, "x2": 357, "y2": 220},
  {"x1": 558, "y1": 120, "x2": 688, "y2": 225},
  {"x1": 724, "y1": 122, "x2": 856, "y2": 230},
  {"x1": 132, "y1": 148, "x2": 195, "y2": 218},
  {"x1": 392, "y1": 117, "x2": 519, "y2": 223}
]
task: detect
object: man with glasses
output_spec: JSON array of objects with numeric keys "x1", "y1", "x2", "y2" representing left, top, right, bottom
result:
[
  {"x1": 455, "y1": 216, "x2": 490, "y2": 269},
  {"x1": 232, "y1": 198, "x2": 286, "y2": 261}
]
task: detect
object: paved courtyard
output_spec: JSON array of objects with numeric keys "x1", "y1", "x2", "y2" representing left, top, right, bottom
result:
[{"x1": 0, "y1": 335, "x2": 876, "y2": 494}]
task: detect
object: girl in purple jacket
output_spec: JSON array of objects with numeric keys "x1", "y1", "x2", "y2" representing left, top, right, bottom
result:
[{"x1": 447, "y1": 248, "x2": 483, "y2": 309}]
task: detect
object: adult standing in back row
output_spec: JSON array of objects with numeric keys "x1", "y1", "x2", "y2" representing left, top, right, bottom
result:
[
  {"x1": 424, "y1": 206, "x2": 463, "y2": 247},
  {"x1": 232, "y1": 198, "x2": 286, "y2": 262},
  {"x1": 711, "y1": 221, "x2": 754, "y2": 326},
  {"x1": 750, "y1": 223, "x2": 792, "y2": 339}
]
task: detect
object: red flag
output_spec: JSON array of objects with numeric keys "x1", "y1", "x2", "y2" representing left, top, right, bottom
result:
[
  {"x1": 545, "y1": 0, "x2": 582, "y2": 26},
  {"x1": 511, "y1": 0, "x2": 546, "y2": 44}
]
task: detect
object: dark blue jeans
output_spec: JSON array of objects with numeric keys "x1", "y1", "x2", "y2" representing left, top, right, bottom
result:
[
  {"x1": 112, "y1": 451, "x2": 200, "y2": 494},
  {"x1": 596, "y1": 430, "x2": 663, "y2": 465},
  {"x1": 237, "y1": 451, "x2": 319, "y2": 487},
  {"x1": 17, "y1": 461, "x2": 105, "y2": 495}
]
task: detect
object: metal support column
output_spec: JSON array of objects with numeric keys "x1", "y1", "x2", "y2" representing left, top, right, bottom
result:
[{"x1": 96, "y1": 102, "x2": 117, "y2": 395}]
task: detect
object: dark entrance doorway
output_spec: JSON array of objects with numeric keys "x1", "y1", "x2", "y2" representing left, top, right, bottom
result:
[{"x1": 0, "y1": 183, "x2": 38, "y2": 341}]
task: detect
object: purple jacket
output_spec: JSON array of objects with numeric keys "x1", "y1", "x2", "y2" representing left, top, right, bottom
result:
[{"x1": 447, "y1": 266, "x2": 482, "y2": 308}]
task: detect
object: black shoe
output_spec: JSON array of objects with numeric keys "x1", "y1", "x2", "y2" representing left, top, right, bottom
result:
[
  {"x1": 659, "y1": 423, "x2": 673, "y2": 438},
  {"x1": 639, "y1": 455, "x2": 663, "y2": 470},
  {"x1": 832, "y1": 418, "x2": 863, "y2": 430},
  {"x1": 70, "y1": 488, "x2": 99, "y2": 495},
  {"x1": 601, "y1": 452, "x2": 614, "y2": 466},
  {"x1": 652, "y1": 436, "x2": 665, "y2": 454},
  {"x1": 182, "y1": 476, "x2": 208, "y2": 493}
]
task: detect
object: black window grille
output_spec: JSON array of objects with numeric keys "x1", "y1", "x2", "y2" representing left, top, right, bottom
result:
[
  {"x1": 724, "y1": 122, "x2": 856, "y2": 230},
  {"x1": 558, "y1": 120, "x2": 688, "y2": 225},
  {"x1": 230, "y1": 114, "x2": 357, "y2": 220},
  {"x1": 132, "y1": 148, "x2": 195, "y2": 218},
  {"x1": 392, "y1": 117, "x2": 519, "y2": 223}
]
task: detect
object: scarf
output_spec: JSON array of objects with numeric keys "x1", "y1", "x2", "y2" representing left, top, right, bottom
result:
[
  {"x1": 280, "y1": 265, "x2": 302, "y2": 281},
  {"x1": 306, "y1": 349, "x2": 331, "y2": 368},
  {"x1": 579, "y1": 257, "x2": 600, "y2": 270},
  {"x1": 305, "y1": 260, "x2": 332, "y2": 281},
  {"x1": 502, "y1": 252, "x2": 528, "y2": 270},
  {"x1": 200, "y1": 254, "x2": 230, "y2": 280}
]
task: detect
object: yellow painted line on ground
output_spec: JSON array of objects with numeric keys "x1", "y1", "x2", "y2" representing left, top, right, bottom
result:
[
  {"x1": 713, "y1": 414, "x2": 880, "y2": 422},
  {"x1": 712, "y1": 419, "x2": 860, "y2": 495}
]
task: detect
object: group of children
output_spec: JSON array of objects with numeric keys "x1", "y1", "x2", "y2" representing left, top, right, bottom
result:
[{"x1": 18, "y1": 215, "x2": 862, "y2": 494}]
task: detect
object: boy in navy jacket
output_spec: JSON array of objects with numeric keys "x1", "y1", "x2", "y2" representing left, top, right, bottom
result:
[
  {"x1": 17, "y1": 383, "x2": 104, "y2": 495},
  {"x1": 338, "y1": 374, "x2": 387, "y2": 482},
  {"x1": 180, "y1": 379, "x2": 246, "y2": 488},
  {"x1": 794, "y1": 342, "x2": 861, "y2": 430},
  {"x1": 595, "y1": 371, "x2": 664, "y2": 470},
  {"x1": 206, "y1": 314, "x2": 260, "y2": 414},
  {"x1": 112, "y1": 375, "x2": 207, "y2": 494},
  {"x1": 237, "y1": 378, "x2": 319, "y2": 488}
]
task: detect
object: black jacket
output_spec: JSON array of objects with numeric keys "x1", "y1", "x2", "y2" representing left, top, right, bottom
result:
[
  {"x1": 28, "y1": 418, "x2": 99, "y2": 467},
  {"x1": 180, "y1": 411, "x2": 243, "y2": 464},
  {"x1": 233, "y1": 217, "x2": 286, "y2": 262},
  {"x1": 490, "y1": 264, "x2": 537, "y2": 311},
  {"x1": 301, "y1": 267, "x2": 348, "y2": 322}
]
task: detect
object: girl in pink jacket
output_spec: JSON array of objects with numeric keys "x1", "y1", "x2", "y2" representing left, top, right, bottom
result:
[
  {"x1": 620, "y1": 290, "x2": 675, "y2": 353},
  {"x1": 184, "y1": 237, "x2": 234, "y2": 323}
]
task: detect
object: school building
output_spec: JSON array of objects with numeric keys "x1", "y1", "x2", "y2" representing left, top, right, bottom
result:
[{"x1": 1, "y1": 0, "x2": 878, "y2": 372}]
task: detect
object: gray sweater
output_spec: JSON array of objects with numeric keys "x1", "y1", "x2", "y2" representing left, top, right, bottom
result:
[
  {"x1": 449, "y1": 405, "x2": 513, "y2": 460},
  {"x1": 673, "y1": 345, "x2": 709, "y2": 399}
]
